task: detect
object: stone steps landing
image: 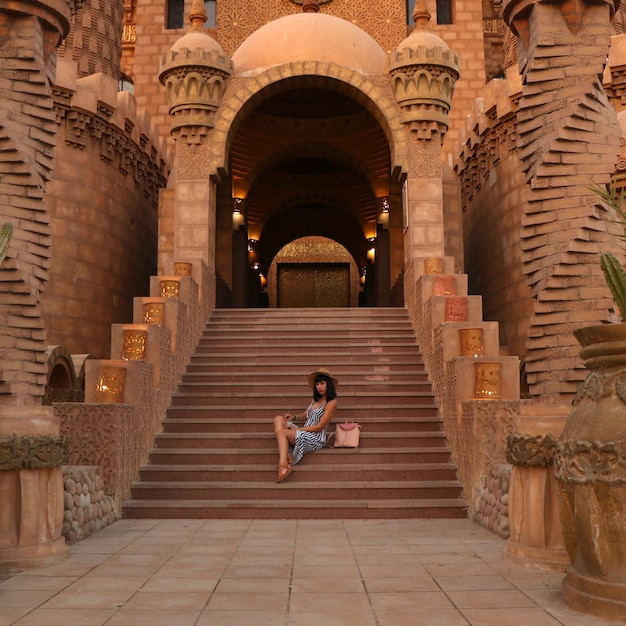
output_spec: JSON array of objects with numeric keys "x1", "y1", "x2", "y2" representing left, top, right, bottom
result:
[{"x1": 123, "y1": 307, "x2": 467, "y2": 519}]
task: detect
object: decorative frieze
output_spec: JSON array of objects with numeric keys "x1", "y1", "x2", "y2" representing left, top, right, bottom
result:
[
  {"x1": 0, "y1": 435, "x2": 69, "y2": 470},
  {"x1": 507, "y1": 433, "x2": 557, "y2": 467},
  {"x1": 556, "y1": 440, "x2": 626, "y2": 485}
]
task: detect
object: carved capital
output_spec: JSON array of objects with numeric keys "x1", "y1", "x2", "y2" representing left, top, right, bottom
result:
[
  {"x1": 507, "y1": 432, "x2": 557, "y2": 466},
  {"x1": 0, "y1": 435, "x2": 69, "y2": 470},
  {"x1": 160, "y1": 48, "x2": 233, "y2": 134}
]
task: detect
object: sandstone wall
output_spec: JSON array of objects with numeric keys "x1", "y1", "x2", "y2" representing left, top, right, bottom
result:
[
  {"x1": 42, "y1": 60, "x2": 171, "y2": 358},
  {"x1": 457, "y1": 75, "x2": 534, "y2": 365}
]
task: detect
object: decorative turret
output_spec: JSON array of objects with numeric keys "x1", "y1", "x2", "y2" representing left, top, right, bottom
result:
[
  {"x1": 389, "y1": 3, "x2": 460, "y2": 142},
  {"x1": 159, "y1": 0, "x2": 233, "y2": 135}
]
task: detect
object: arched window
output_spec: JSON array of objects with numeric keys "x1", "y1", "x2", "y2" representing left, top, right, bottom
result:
[{"x1": 167, "y1": 0, "x2": 184, "y2": 29}]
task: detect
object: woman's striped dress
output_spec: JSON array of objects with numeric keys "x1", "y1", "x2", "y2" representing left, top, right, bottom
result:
[{"x1": 290, "y1": 401, "x2": 329, "y2": 465}]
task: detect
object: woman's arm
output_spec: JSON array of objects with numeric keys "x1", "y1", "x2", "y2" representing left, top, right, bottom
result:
[{"x1": 298, "y1": 399, "x2": 337, "y2": 433}]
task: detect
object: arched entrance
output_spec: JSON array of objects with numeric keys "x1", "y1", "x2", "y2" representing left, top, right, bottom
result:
[{"x1": 215, "y1": 78, "x2": 403, "y2": 308}]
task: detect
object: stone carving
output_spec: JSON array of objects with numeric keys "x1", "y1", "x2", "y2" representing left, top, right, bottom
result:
[
  {"x1": 507, "y1": 432, "x2": 557, "y2": 466},
  {"x1": 556, "y1": 439, "x2": 626, "y2": 484},
  {"x1": 409, "y1": 136, "x2": 443, "y2": 176},
  {"x1": 176, "y1": 139, "x2": 212, "y2": 179},
  {"x1": 572, "y1": 369, "x2": 626, "y2": 405},
  {"x1": 0, "y1": 435, "x2": 69, "y2": 470}
]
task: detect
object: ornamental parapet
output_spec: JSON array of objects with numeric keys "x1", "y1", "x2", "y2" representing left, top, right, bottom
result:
[
  {"x1": 0, "y1": 0, "x2": 85, "y2": 39},
  {"x1": 454, "y1": 68, "x2": 522, "y2": 207},
  {"x1": 53, "y1": 58, "x2": 172, "y2": 206}
]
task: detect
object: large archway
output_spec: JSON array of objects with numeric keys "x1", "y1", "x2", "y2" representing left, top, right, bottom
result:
[{"x1": 214, "y1": 78, "x2": 402, "y2": 307}]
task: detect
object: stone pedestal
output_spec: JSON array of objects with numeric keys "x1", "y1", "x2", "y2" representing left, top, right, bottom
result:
[
  {"x1": 0, "y1": 406, "x2": 68, "y2": 573},
  {"x1": 505, "y1": 404, "x2": 570, "y2": 571}
]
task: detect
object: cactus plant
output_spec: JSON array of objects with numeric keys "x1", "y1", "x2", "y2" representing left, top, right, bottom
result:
[{"x1": 0, "y1": 221, "x2": 12, "y2": 265}]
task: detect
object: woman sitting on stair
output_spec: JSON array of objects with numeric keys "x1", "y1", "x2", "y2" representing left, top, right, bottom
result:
[{"x1": 273, "y1": 368, "x2": 338, "y2": 483}]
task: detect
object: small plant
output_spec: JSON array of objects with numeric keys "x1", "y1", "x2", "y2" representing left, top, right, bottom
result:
[
  {"x1": 589, "y1": 183, "x2": 626, "y2": 321},
  {"x1": 0, "y1": 222, "x2": 12, "y2": 265}
]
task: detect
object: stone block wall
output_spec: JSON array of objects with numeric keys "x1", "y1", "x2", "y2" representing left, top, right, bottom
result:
[
  {"x1": 456, "y1": 56, "x2": 624, "y2": 402},
  {"x1": 62, "y1": 466, "x2": 117, "y2": 544}
]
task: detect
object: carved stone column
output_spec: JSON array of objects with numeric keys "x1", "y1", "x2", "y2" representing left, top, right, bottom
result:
[
  {"x1": 390, "y1": 3, "x2": 460, "y2": 274},
  {"x1": 0, "y1": 0, "x2": 83, "y2": 405},
  {"x1": 159, "y1": 0, "x2": 233, "y2": 276},
  {"x1": 503, "y1": 0, "x2": 623, "y2": 401}
]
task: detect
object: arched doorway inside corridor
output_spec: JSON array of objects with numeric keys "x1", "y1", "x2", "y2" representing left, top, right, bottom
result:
[{"x1": 215, "y1": 80, "x2": 404, "y2": 308}]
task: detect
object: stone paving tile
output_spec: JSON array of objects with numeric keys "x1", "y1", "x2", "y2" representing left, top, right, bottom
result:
[
  {"x1": 0, "y1": 608, "x2": 30, "y2": 626},
  {"x1": 105, "y1": 609, "x2": 202, "y2": 626},
  {"x1": 376, "y1": 608, "x2": 471, "y2": 626},
  {"x1": 121, "y1": 590, "x2": 210, "y2": 611},
  {"x1": 11, "y1": 608, "x2": 116, "y2": 626},
  {"x1": 0, "y1": 575, "x2": 78, "y2": 591},
  {"x1": 460, "y1": 607, "x2": 565, "y2": 626},
  {"x1": 195, "y1": 610, "x2": 287, "y2": 626},
  {"x1": 362, "y1": 575, "x2": 440, "y2": 593},
  {"x1": 207, "y1": 591, "x2": 288, "y2": 612},
  {"x1": 4, "y1": 518, "x2": 626, "y2": 626}
]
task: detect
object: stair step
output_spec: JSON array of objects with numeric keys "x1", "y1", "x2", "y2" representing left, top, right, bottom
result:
[
  {"x1": 160, "y1": 416, "x2": 443, "y2": 433},
  {"x1": 153, "y1": 431, "x2": 447, "y2": 449},
  {"x1": 122, "y1": 498, "x2": 468, "y2": 519},
  {"x1": 164, "y1": 406, "x2": 440, "y2": 419},
  {"x1": 147, "y1": 447, "x2": 454, "y2": 465},
  {"x1": 130, "y1": 480, "x2": 464, "y2": 501},
  {"x1": 138, "y1": 463, "x2": 460, "y2": 482}
]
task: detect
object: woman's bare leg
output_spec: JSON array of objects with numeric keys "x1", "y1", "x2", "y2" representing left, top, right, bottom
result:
[{"x1": 273, "y1": 415, "x2": 296, "y2": 468}]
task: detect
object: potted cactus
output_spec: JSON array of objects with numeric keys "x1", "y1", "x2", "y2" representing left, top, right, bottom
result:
[
  {"x1": 0, "y1": 222, "x2": 12, "y2": 265},
  {"x1": 554, "y1": 183, "x2": 626, "y2": 621}
]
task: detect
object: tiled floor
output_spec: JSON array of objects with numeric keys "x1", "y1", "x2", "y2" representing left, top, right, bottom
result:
[{"x1": 0, "y1": 518, "x2": 622, "y2": 626}]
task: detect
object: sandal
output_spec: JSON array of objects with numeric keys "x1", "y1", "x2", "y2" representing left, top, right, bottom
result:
[
  {"x1": 276, "y1": 465, "x2": 293, "y2": 483},
  {"x1": 288, "y1": 453, "x2": 294, "y2": 465}
]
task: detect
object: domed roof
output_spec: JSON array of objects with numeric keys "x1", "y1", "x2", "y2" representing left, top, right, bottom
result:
[
  {"x1": 232, "y1": 13, "x2": 387, "y2": 76},
  {"x1": 170, "y1": 29, "x2": 226, "y2": 56}
]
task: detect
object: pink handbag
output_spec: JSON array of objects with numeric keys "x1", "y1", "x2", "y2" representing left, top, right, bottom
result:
[{"x1": 333, "y1": 421, "x2": 361, "y2": 448}]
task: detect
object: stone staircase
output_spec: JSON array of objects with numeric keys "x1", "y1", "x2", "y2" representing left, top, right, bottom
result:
[{"x1": 123, "y1": 307, "x2": 467, "y2": 519}]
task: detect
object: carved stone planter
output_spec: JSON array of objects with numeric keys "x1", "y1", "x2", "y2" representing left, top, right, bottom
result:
[
  {"x1": 0, "y1": 407, "x2": 69, "y2": 573},
  {"x1": 505, "y1": 406, "x2": 570, "y2": 572},
  {"x1": 555, "y1": 323, "x2": 626, "y2": 621}
]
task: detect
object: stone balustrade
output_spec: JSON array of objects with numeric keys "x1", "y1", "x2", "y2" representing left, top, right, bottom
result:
[
  {"x1": 55, "y1": 259, "x2": 210, "y2": 519},
  {"x1": 405, "y1": 256, "x2": 570, "y2": 567}
]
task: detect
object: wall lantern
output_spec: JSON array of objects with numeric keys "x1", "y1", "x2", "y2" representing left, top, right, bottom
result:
[
  {"x1": 367, "y1": 237, "x2": 376, "y2": 262},
  {"x1": 232, "y1": 197, "x2": 245, "y2": 231},
  {"x1": 377, "y1": 196, "x2": 390, "y2": 229}
]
